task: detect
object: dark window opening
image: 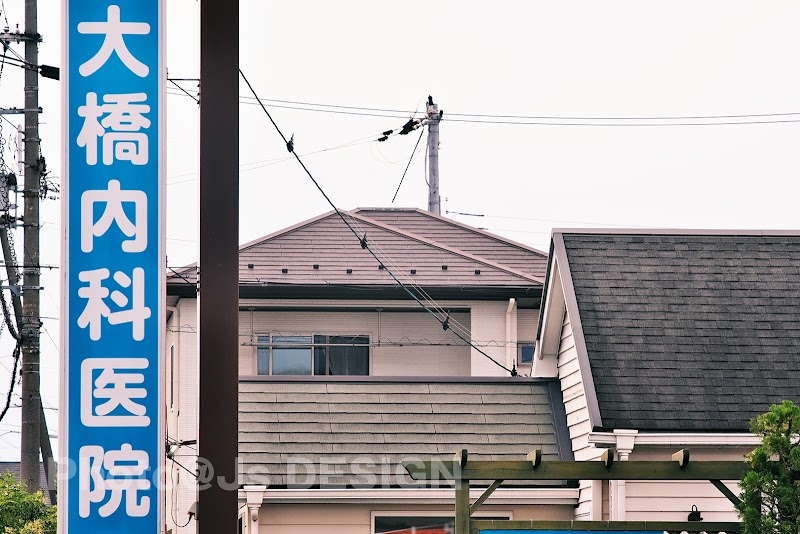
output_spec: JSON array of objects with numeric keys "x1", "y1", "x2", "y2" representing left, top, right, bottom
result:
[
  {"x1": 256, "y1": 334, "x2": 369, "y2": 376},
  {"x1": 518, "y1": 342, "x2": 534, "y2": 364}
]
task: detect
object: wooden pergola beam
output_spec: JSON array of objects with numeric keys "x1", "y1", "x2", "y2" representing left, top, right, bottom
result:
[
  {"x1": 470, "y1": 519, "x2": 741, "y2": 534},
  {"x1": 403, "y1": 459, "x2": 749, "y2": 481}
]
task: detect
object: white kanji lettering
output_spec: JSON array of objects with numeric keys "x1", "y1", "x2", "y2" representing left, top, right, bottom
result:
[
  {"x1": 81, "y1": 179, "x2": 147, "y2": 253},
  {"x1": 77, "y1": 92, "x2": 150, "y2": 166},
  {"x1": 81, "y1": 358, "x2": 149, "y2": 427},
  {"x1": 78, "y1": 5, "x2": 150, "y2": 77},
  {"x1": 79, "y1": 444, "x2": 151, "y2": 518},
  {"x1": 77, "y1": 269, "x2": 110, "y2": 341},
  {"x1": 77, "y1": 267, "x2": 151, "y2": 341}
]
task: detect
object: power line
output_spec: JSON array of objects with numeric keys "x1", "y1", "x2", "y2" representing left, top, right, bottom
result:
[
  {"x1": 168, "y1": 86, "x2": 800, "y2": 126},
  {"x1": 446, "y1": 210, "x2": 650, "y2": 228},
  {"x1": 239, "y1": 69, "x2": 515, "y2": 375},
  {"x1": 168, "y1": 78, "x2": 199, "y2": 104},
  {"x1": 391, "y1": 128, "x2": 424, "y2": 204},
  {"x1": 0, "y1": 341, "x2": 21, "y2": 423},
  {"x1": 164, "y1": 132, "x2": 384, "y2": 186}
]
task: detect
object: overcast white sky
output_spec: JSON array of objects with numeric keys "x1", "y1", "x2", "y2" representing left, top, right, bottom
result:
[{"x1": 1, "y1": 1, "x2": 799, "y2": 459}]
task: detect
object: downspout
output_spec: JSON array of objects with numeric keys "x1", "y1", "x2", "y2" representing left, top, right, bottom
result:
[
  {"x1": 167, "y1": 305, "x2": 180, "y2": 413},
  {"x1": 166, "y1": 304, "x2": 179, "y2": 526},
  {"x1": 505, "y1": 298, "x2": 516, "y2": 370}
]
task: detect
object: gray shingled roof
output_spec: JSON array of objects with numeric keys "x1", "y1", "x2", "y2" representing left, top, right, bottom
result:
[
  {"x1": 168, "y1": 209, "x2": 545, "y2": 297},
  {"x1": 239, "y1": 379, "x2": 568, "y2": 487},
  {"x1": 560, "y1": 232, "x2": 800, "y2": 432}
]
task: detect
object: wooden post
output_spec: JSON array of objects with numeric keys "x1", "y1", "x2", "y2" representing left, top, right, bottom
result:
[
  {"x1": 198, "y1": 0, "x2": 239, "y2": 531},
  {"x1": 455, "y1": 478, "x2": 470, "y2": 534}
]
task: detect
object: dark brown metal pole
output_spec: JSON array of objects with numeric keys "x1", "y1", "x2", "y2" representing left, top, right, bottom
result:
[{"x1": 198, "y1": 0, "x2": 239, "y2": 531}]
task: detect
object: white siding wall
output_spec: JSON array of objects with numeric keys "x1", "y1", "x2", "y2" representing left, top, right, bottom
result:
[
  {"x1": 253, "y1": 502, "x2": 574, "y2": 534},
  {"x1": 240, "y1": 309, "x2": 471, "y2": 376},
  {"x1": 622, "y1": 447, "x2": 746, "y2": 522},
  {"x1": 556, "y1": 308, "x2": 600, "y2": 520},
  {"x1": 166, "y1": 298, "x2": 199, "y2": 534},
  {"x1": 469, "y1": 301, "x2": 512, "y2": 376},
  {"x1": 168, "y1": 297, "x2": 538, "y2": 533},
  {"x1": 517, "y1": 308, "x2": 539, "y2": 343}
]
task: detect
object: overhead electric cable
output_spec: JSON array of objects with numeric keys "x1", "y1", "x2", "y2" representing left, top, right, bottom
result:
[
  {"x1": 239, "y1": 68, "x2": 515, "y2": 375},
  {"x1": 0, "y1": 342, "x2": 21, "y2": 422},
  {"x1": 391, "y1": 128, "x2": 424, "y2": 204},
  {"x1": 168, "y1": 79, "x2": 199, "y2": 104},
  {"x1": 168, "y1": 85, "x2": 800, "y2": 126}
]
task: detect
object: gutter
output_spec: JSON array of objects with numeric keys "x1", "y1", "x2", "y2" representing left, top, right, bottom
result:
[
  {"x1": 238, "y1": 487, "x2": 579, "y2": 506},
  {"x1": 588, "y1": 432, "x2": 760, "y2": 447}
]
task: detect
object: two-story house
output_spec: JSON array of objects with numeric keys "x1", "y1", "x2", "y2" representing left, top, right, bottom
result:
[
  {"x1": 165, "y1": 208, "x2": 579, "y2": 534},
  {"x1": 533, "y1": 229, "x2": 800, "y2": 524}
]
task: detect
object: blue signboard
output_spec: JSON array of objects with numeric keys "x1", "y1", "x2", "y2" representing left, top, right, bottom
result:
[{"x1": 62, "y1": 0, "x2": 164, "y2": 532}]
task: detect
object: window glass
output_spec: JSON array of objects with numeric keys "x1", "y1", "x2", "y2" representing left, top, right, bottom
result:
[
  {"x1": 519, "y1": 343, "x2": 534, "y2": 364},
  {"x1": 313, "y1": 335, "x2": 327, "y2": 375},
  {"x1": 328, "y1": 335, "x2": 369, "y2": 375},
  {"x1": 374, "y1": 516, "x2": 453, "y2": 533},
  {"x1": 271, "y1": 336, "x2": 312, "y2": 375},
  {"x1": 374, "y1": 515, "x2": 508, "y2": 534},
  {"x1": 257, "y1": 335, "x2": 270, "y2": 375},
  {"x1": 258, "y1": 334, "x2": 368, "y2": 375}
]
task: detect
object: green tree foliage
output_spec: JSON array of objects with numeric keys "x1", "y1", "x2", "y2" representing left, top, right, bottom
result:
[
  {"x1": 738, "y1": 400, "x2": 800, "y2": 534},
  {"x1": 0, "y1": 474, "x2": 56, "y2": 534}
]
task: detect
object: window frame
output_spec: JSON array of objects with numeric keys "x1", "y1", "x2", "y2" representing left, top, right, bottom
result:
[
  {"x1": 371, "y1": 510, "x2": 512, "y2": 534},
  {"x1": 255, "y1": 333, "x2": 371, "y2": 376},
  {"x1": 517, "y1": 341, "x2": 535, "y2": 365}
]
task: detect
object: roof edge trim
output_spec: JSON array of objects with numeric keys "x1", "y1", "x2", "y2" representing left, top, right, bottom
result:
[
  {"x1": 552, "y1": 227, "x2": 800, "y2": 237},
  {"x1": 535, "y1": 239, "x2": 556, "y2": 341},
  {"x1": 553, "y1": 232, "x2": 602, "y2": 430},
  {"x1": 354, "y1": 207, "x2": 549, "y2": 257},
  {"x1": 350, "y1": 210, "x2": 545, "y2": 284}
]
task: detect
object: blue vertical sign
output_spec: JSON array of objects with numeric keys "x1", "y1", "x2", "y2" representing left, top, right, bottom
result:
[{"x1": 62, "y1": 0, "x2": 164, "y2": 532}]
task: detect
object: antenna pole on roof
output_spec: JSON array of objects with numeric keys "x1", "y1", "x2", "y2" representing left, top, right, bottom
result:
[{"x1": 426, "y1": 96, "x2": 442, "y2": 215}]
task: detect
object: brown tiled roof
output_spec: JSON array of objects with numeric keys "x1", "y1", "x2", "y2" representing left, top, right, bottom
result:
[
  {"x1": 168, "y1": 209, "x2": 546, "y2": 297},
  {"x1": 353, "y1": 208, "x2": 548, "y2": 279}
]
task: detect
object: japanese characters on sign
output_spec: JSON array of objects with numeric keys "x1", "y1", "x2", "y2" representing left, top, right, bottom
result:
[{"x1": 63, "y1": 1, "x2": 163, "y2": 531}]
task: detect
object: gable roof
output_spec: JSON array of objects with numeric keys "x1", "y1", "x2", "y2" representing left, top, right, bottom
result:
[
  {"x1": 353, "y1": 208, "x2": 548, "y2": 279},
  {"x1": 546, "y1": 229, "x2": 800, "y2": 432},
  {"x1": 168, "y1": 208, "x2": 546, "y2": 300},
  {"x1": 238, "y1": 378, "x2": 571, "y2": 487}
]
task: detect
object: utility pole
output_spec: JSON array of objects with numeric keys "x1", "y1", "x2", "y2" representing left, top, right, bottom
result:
[
  {"x1": 0, "y1": 224, "x2": 54, "y2": 504},
  {"x1": 20, "y1": 0, "x2": 41, "y2": 494},
  {"x1": 426, "y1": 96, "x2": 442, "y2": 215}
]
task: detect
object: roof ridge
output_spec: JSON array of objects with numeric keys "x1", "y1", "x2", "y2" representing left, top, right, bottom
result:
[
  {"x1": 348, "y1": 210, "x2": 544, "y2": 284},
  {"x1": 554, "y1": 228, "x2": 800, "y2": 237},
  {"x1": 353, "y1": 207, "x2": 549, "y2": 257},
  {"x1": 168, "y1": 210, "x2": 339, "y2": 277}
]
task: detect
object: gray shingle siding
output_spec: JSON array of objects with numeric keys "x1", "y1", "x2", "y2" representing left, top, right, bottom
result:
[
  {"x1": 238, "y1": 380, "x2": 563, "y2": 487},
  {"x1": 562, "y1": 233, "x2": 800, "y2": 432}
]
